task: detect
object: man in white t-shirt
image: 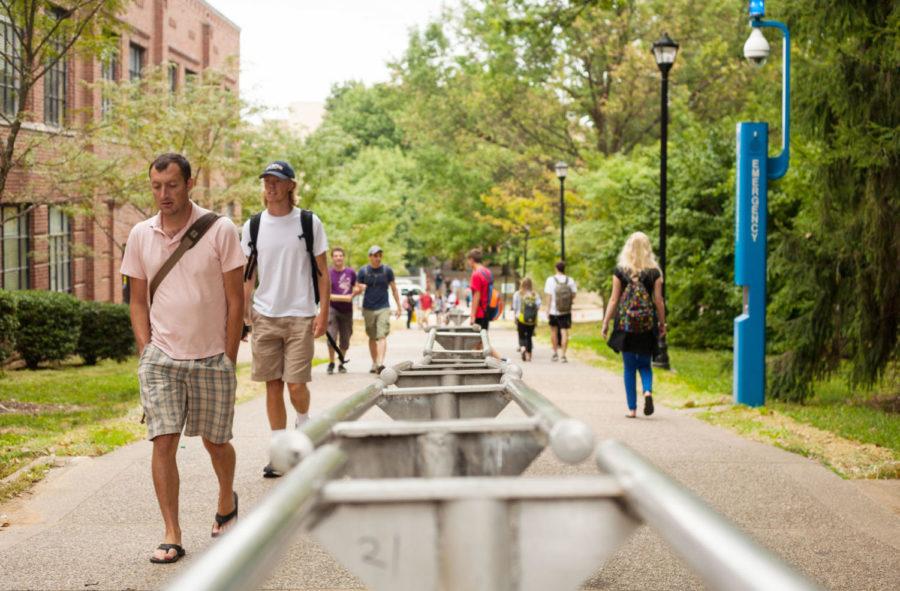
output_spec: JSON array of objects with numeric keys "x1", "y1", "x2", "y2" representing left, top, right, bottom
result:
[
  {"x1": 242, "y1": 161, "x2": 330, "y2": 478},
  {"x1": 544, "y1": 261, "x2": 577, "y2": 363}
]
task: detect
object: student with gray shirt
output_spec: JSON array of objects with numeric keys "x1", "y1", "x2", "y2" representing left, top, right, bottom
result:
[{"x1": 353, "y1": 245, "x2": 401, "y2": 373}]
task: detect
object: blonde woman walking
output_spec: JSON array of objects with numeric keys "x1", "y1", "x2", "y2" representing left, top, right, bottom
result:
[
  {"x1": 512, "y1": 277, "x2": 541, "y2": 361},
  {"x1": 601, "y1": 232, "x2": 667, "y2": 418}
]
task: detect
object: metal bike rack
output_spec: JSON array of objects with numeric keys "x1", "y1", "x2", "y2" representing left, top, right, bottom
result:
[{"x1": 167, "y1": 329, "x2": 822, "y2": 591}]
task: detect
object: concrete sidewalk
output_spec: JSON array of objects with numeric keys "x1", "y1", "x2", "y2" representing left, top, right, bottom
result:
[{"x1": 1, "y1": 324, "x2": 898, "y2": 590}]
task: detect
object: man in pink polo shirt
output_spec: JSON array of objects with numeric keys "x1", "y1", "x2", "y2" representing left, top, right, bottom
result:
[{"x1": 121, "y1": 153, "x2": 245, "y2": 564}]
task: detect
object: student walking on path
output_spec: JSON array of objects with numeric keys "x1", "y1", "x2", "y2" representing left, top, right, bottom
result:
[
  {"x1": 355, "y1": 245, "x2": 402, "y2": 373},
  {"x1": 326, "y1": 247, "x2": 356, "y2": 374},
  {"x1": 417, "y1": 288, "x2": 434, "y2": 329},
  {"x1": 403, "y1": 292, "x2": 415, "y2": 329},
  {"x1": 122, "y1": 153, "x2": 246, "y2": 563},
  {"x1": 467, "y1": 248, "x2": 502, "y2": 359},
  {"x1": 242, "y1": 161, "x2": 330, "y2": 478},
  {"x1": 601, "y1": 232, "x2": 667, "y2": 418},
  {"x1": 544, "y1": 261, "x2": 577, "y2": 362},
  {"x1": 513, "y1": 277, "x2": 541, "y2": 362}
]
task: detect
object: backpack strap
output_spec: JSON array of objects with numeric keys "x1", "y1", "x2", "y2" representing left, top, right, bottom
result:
[
  {"x1": 149, "y1": 212, "x2": 220, "y2": 304},
  {"x1": 300, "y1": 209, "x2": 322, "y2": 305},
  {"x1": 243, "y1": 212, "x2": 262, "y2": 282}
]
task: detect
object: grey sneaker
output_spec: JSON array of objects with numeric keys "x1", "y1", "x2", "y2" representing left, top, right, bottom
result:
[
  {"x1": 551, "y1": 353, "x2": 559, "y2": 362},
  {"x1": 561, "y1": 356, "x2": 568, "y2": 363},
  {"x1": 326, "y1": 362, "x2": 335, "y2": 375},
  {"x1": 338, "y1": 363, "x2": 347, "y2": 374}
]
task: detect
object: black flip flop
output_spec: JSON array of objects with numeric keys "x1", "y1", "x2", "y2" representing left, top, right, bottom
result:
[
  {"x1": 643, "y1": 394, "x2": 655, "y2": 416},
  {"x1": 211, "y1": 492, "x2": 238, "y2": 538},
  {"x1": 149, "y1": 543, "x2": 185, "y2": 564}
]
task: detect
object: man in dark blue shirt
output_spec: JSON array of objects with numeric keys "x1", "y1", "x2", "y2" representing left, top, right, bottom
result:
[{"x1": 354, "y1": 245, "x2": 402, "y2": 373}]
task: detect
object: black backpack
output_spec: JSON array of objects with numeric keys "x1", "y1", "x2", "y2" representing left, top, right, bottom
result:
[{"x1": 243, "y1": 209, "x2": 322, "y2": 304}]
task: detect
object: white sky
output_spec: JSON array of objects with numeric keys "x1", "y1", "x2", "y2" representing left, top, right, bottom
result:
[{"x1": 207, "y1": 0, "x2": 452, "y2": 113}]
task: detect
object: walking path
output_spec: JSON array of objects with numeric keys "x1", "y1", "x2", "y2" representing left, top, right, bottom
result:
[{"x1": 0, "y1": 324, "x2": 897, "y2": 590}]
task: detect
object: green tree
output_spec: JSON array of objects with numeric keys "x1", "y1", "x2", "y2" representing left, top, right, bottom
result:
[
  {"x1": 767, "y1": 0, "x2": 899, "y2": 400},
  {"x1": 45, "y1": 65, "x2": 247, "y2": 251}
]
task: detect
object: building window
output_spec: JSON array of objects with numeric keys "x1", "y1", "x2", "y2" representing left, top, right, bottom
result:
[
  {"x1": 0, "y1": 18, "x2": 18, "y2": 117},
  {"x1": 43, "y1": 10, "x2": 67, "y2": 127},
  {"x1": 128, "y1": 43, "x2": 144, "y2": 81},
  {"x1": 168, "y1": 62, "x2": 178, "y2": 92},
  {"x1": 47, "y1": 207, "x2": 71, "y2": 293},
  {"x1": 1, "y1": 206, "x2": 29, "y2": 290},
  {"x1": 185, "y1": 68, "x2": 197, "y2": 85},
  {"x1": 100, "y1": 50, "x2": 118, "y2": 117}
]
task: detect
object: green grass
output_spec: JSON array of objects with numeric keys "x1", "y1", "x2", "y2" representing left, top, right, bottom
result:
[
  {"x1": 0, "y1": 357, "x2": 142, "y2": 485},
  {"x1": 557, "y1": 322, "x2": 900, "y2": 468},
  {"x1": 565, "y1": 324, "x2": 732, "y2": 408}
]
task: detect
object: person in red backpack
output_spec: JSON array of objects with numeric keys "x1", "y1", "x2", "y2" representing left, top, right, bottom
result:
[
  {"x1": 466, "y1": 248, "x2": 502, "y2": 359},
  {"x1": 601, "y1": 232, "x2": 667, "y2": 418}
]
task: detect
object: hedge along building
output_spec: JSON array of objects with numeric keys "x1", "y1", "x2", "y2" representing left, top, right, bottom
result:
[{"x1": 0, "y1": 0, "x2": 240, "y2": 302}]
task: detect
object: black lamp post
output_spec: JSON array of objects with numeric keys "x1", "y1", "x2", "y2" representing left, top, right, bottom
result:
[
  {"x1": 555, "y1": 161, "x2": 568, "y2": 262},
  {"x1": 651, "y1": 31, "x2": 678, "y2": 370}
]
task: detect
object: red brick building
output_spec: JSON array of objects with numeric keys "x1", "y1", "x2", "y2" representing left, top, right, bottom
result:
[{"x1": 0, "y1": 0, "x2": 240, "y2": 302}]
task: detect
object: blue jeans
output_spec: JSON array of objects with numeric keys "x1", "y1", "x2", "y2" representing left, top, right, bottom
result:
[{"x1": 622, "y1": 352, "x2": 653, "y2": 411}]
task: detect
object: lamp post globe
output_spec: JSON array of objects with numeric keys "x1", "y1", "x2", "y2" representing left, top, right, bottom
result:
[
  {"x1": 652, "y1": 32, "x2": 679, "y2": 72},
  {"x1": 555, "y1": 161, "x2": 568, "y2": 262},
  {"x1": 651, "y1": 32, "x2": 677, "y2": 370}
]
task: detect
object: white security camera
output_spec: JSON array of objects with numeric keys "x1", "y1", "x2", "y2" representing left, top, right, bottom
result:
[{"x1": 743, "y1": 27, "x2": 770, "y2": 67}]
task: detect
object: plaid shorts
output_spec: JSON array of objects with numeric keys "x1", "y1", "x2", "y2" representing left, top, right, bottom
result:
[{"x1": 138, "y1": 344, "x2": 237, "y2": 444}]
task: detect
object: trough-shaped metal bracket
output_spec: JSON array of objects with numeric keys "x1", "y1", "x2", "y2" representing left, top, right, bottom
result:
[
  {"x1": 377, "y1": 384, "x2": 512, "y2": 421},
  {"x1": 308, "y1": 476, "x2": 638, "y2": 591},
  {"x1": 329, "y1": 417, "x2": 547, "y2": 478}
]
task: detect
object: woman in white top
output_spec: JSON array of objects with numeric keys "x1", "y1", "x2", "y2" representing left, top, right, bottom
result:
[{"x1": 512, "y1": 277, "x2": 541, "y2": 362}]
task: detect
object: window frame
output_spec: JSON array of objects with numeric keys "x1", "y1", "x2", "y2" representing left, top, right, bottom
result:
[
  {"x1": 0, "y1": 205, "x2": 30, "y2": 290},
  {"x1": 0, "y1": 15, "x2": 19, "y2": 118},
  {"x1": 47, "y1": 206, "x2": 72, "y2": 293},
  {"x1": 100, "y1": 48, "x2": 118, "y2": 117},
  {"x1": 128, "y1": 43, "x2": 144, "y2": 81},
  {"x1": 42, "y1": 8, "x2": 68, "y2": 127},
  {"x1": 168, "y1": 61, "x2": 178, "y2": 92}
]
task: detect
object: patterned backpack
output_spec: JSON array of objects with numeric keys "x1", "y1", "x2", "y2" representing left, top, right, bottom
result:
[{"x1": 616, "y1": 272, "x2": 655, "y2": 333}]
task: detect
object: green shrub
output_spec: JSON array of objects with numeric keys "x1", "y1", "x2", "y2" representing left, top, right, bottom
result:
[
  {"x1": 0, "y1": 290, "x2": 18, "y2": 363},
  {"x1": 77, "y1": 301, "x2": 134, "y2": 365},
  {"x1": 14, "y1": 291, "x2": 82, "y2": 369}
]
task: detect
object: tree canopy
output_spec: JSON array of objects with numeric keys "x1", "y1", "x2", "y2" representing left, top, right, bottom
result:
[{"x1": 281, "y1": 0, "x2": 896, "y2": 400}]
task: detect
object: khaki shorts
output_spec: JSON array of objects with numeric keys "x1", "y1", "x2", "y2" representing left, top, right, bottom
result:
[
  {"x1": 138, "y1": 343, "x2": 236, "y2": 444},
  {"x1": 362, "y1": 307, "x2": 391, "y2": 340},
  {"x1": 328, "y1": 308, "x2": 354, "y2": 352},
  {"x1": 250, "y1": 309, "x2": 315, "y2": 384}
]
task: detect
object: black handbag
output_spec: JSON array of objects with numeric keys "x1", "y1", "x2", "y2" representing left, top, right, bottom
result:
[{"x1": 607, "y1": 327, "x2": 626, "y2": 353}]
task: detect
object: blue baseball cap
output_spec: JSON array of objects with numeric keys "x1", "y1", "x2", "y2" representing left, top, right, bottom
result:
[{"x1": 259, "y1": 160, "x2": 295, "y2": 181}]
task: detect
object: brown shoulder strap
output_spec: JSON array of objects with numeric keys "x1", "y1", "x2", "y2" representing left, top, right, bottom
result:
[{"x1": 149, "y1": 212, "x2": 220, "y2": 304}]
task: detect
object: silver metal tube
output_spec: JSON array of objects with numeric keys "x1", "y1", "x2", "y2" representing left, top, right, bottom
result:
[
  {"x1": 165, "y1": 445, "x2": 347, "y2": 591},
  {"x1": 505, "y1": 378, "x2": 595, "y2": 464},
  {"x1": 505, "y1": 378, "x2": 567, "y2": 427},
  {"x1": 302, "y1": 382, "x2": 383, "y2": 446},
  {"x1": 595, "y1": 440, "x2": 822, "y2": 591},
  {"x1": 385, "y1": 384, "x2": 507, "y2": 396}
]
